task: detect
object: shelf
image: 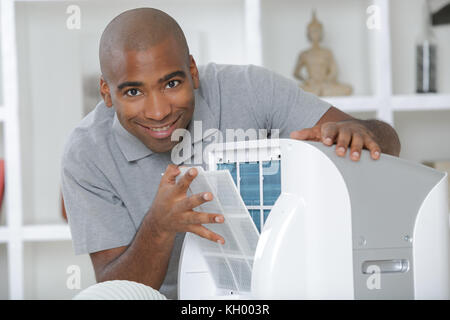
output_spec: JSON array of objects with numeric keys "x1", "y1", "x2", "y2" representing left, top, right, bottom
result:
[
  {"x1": 322, "y1": 94, "x2": 450, "y2": 113},
  {"x1": 0, "y1": 226, "x2": 8, "y2": 243},
  {"x1": 22, "y1": 224, "x2": 71, "y2": 242},
  {"x1": 0, "y1": 224, "x2": 71, "y2": 243},
  {"x1": 322, "y1": 96, "x2": 381, "y2": 112},
  {"x1": 392, "y1": 94, "x2": 450, "y2": 111}
]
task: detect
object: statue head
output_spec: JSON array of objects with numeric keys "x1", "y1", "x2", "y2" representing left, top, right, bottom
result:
[{"x1": 307, "y1": 10, "x2": 323, "y2": 43}]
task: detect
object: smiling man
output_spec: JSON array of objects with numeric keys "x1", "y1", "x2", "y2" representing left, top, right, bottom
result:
[{"x1": 61, "y1": 8, "x2": 400, "y2": 299}]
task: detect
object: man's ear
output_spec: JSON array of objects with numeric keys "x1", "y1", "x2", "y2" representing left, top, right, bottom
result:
[
  {"x1": 189, "y1": 55, "x2": 200, "y2": 89},
  {"x1": 100, "y1": 76, "x2": 113, "y2": 107}
]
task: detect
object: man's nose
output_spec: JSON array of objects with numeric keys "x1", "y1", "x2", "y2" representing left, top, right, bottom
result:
[{"x1": 143, "y1": 93, "x2": 171, "y2": 121}]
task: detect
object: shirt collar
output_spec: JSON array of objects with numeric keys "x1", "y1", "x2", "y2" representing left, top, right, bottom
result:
[{"x1": 112, "y1": 90, "x2": 218, "y2": 162}]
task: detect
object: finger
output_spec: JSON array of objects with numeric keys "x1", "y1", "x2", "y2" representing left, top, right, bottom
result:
[
  {"x1": 349, "y1": 133, "x2": 364, "y2": 161},
  {"x1": 160, "y1": 164, "x2": 180, "y2": 185},
  {"x1": 174, "y1": 191, "x2": 214, "y2": 212},
  {"x1": 175, "y1": 167, "x2": 198, "y2": 193},
  {"x1": 290, "y1": 126, "x2": 321, "y2": 141},
  {"x1": 187, "y1": 224, "x2": 225, "y2": 244},
  {"x1": 320, "y1": 122, "x2": 338, "y2": 146},
  {"x1": 180, "y1": 211, "x2": 225, "y2": 225},
  {"x1": 364, "y1": 136, "x2": 381, "y2": 160},
  {"x1": 335, "y1": 127, "x2": 352, "y2": 157}
]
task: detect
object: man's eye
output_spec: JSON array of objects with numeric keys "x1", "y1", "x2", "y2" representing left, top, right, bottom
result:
[
  {"x1": 125, "y1": 88, "x2": 142, "y2": 97},
  {"x1": 165, "y1": 80, "x2": 180, "y2": 89}
]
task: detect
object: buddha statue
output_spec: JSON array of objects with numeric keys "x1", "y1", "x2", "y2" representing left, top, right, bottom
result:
[{"x1": 293, "y1": 11, "x2": 352, "y2": 96}]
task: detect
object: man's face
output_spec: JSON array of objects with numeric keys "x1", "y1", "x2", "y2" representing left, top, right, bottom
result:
[{"x1": 100, "y1": 37, "x2": 199, "y2": 153}]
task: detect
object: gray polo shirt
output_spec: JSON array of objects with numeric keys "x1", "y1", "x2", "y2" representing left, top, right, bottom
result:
[{"x1": 61, "y1": 63, "x2": 331, "y2": 299}]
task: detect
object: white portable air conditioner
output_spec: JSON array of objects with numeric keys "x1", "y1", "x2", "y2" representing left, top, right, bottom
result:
[{"x1": 178, "y1": 139, "x2": 449, "y2": 299}]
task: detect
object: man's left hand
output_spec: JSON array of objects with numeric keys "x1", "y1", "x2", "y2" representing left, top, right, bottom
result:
[{"x1": 290, "y1": 120, "x2": 381, "y2": 161}]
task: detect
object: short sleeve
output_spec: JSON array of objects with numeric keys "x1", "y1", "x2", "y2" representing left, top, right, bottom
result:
[
  {"x1": 61, "y1": 142, "x2": 136, "y2": 255},
  {"x1": 246, "y1": 65, "x2": 331, "y2": 138}
]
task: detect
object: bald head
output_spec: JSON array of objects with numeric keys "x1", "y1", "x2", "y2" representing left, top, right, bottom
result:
[{"x1": 99, "y1": 8, "x2": 190, "y2": 81}]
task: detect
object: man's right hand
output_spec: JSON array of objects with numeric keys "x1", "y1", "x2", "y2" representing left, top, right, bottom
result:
[
  {"x1": 147, "y1": 164, "x2": 225, "y2": 244},
  {"x1": 90, "y1": 164, "x2": 224, "y2": 289}
]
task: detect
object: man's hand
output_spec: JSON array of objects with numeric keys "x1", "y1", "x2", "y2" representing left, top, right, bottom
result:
[
  {"x1": 89, "y1": 164, "x2": 224, "y2": 290},
  {"x1": 147, "y1": 164, "x2": 225, "y2": 244},
  {"x1": 290, "y1": 120, "x2": 381, "y2": 161}
]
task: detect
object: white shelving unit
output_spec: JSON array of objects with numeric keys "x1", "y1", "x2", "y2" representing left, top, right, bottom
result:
[
  {"x1": 1, "y1": 0, "x2": 75, "y2": 300},
  {"x1": 1, "y1": 0, "x2": 25, "y2": 300},
  {"x1": 1, "y1": 0, "x2": 449, "y2": 299}
]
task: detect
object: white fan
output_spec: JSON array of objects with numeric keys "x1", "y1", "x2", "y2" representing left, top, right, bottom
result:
[{"x1": 73, "y1": 280, "x2": 167, "y2": 300}]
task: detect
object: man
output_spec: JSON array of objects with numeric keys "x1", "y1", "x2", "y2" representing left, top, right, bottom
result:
[{"x1": 61, "y1": 8, "x2": 400, "y2": 299}]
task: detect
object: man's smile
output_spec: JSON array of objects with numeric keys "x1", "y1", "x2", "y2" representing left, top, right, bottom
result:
[{"x1": 135, "y1": 114, "x2": 182, "y2": 139}]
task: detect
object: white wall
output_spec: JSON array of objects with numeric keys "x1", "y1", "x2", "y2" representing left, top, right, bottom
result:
[
  {"x1": 0, "y1": 13, "x2": 8, "y2": 300},
  {"x1": 395, "y1": 110, "x2": 450, "y2": 162},
  {"x1": 24, "y1": 241, "x2": 96, "y2": 299},
  {"x1": 0, "y1": 0, "x2": 5, "y2": 227},
  {"x1": 17, "y1": 3, "x2": 83, "y2": 226},
  {"x1": 0, "y1": 123, "x2": 5, "y2": 227},
  {"x1": 0, "y1": 3, "x2": 3, "y2": 107}
]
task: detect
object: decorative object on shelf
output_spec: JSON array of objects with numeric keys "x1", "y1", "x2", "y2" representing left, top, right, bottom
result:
[
  {"x1": 416, "y1": 0, "x2": 438, "y2": 93},
  {"x1": 293, "y1": 10, "x2": 352, "y2": 97},
  {"x1": 0, "y1": 159, "x2": 4, "y2": 212},
  {"x1": 430, "y1": 0, "x2": 450, "y2": 25}
]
